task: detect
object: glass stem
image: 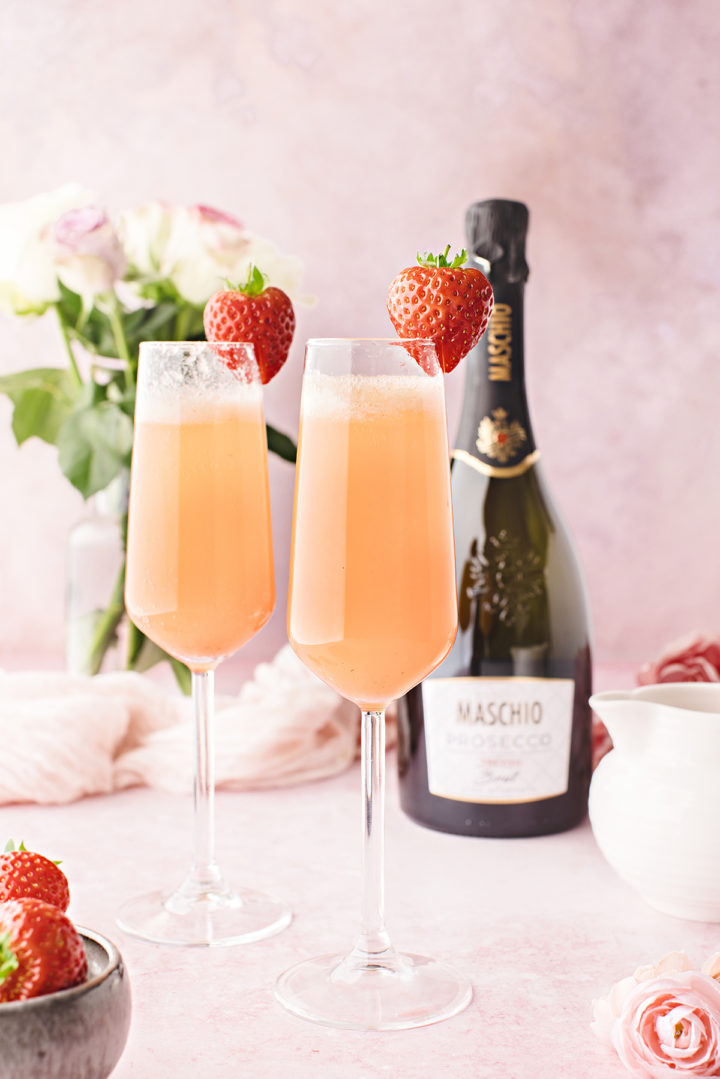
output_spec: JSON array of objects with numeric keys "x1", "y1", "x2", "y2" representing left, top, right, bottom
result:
[
  {"x1": 356, "y1": 709, "x2": 392, "y2": 957},
  {"x1": 191, "y1": 670, "x2": 221, "y2": 889}
]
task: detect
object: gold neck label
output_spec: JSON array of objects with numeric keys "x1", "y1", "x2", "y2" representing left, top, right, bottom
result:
[{"x1": 452, "y1": 448, "x2": 540, "y2": 478}]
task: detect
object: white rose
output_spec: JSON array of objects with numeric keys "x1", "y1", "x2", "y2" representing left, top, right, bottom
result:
[
  {"x1": 117, "y1": 202, "x2": 176, "y2": 279},
  {"x1": 0, "y1": 184, "x2": 96, "y2": 315},
  {"x1": 51, "y1": 206, "x2": 126, "y2": 299},
  {"x1": 164, "y1": 204, "x2": 252, "y2": 304},
  {"x1": 119, "y1": 202, "x2": 305, "y2": 306},
  {"x1": 237, "y1": 233, "x2": 306, "y2": 303},
  {"x1": 119, "y1": 203, "x2": 247, "y2": 303}
]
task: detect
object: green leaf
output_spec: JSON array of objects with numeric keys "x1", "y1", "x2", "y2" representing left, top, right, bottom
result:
[
  {"x1": 125, "y1": 619, "x2": 148, "y2": 670},
  {"x1": 0, "y1": 933, "x2": 18, "y2": 984},
  {"x1": 266, "y1": 423, "x2": 297, "y2": 463},
  {"x1": 126, "y1": 626, "x2": 168, "y2": 673},
  {"x1": 416, "y1": 246, "x2": 467, "y2": 269},
  {"x1": 228, "y1": 264, "x2": 267, "y2": 297},
  {"x1": 129, "y1": 275, "x2": 183, "y2": 306},
  {"x1": 76, "y1": 305, "x2": 117, "y2": 358},
  {"x1": 57, "y1": 400, "x2": 134, "y2": 498},
  {"x1": 123, "y1": 301, "x2": 180, "y2": 343},
  {"x1": 169, "y1": 658, "x2": 192, "y2": 695},
  {"x1": 173, "y1": 305, "x2": 205, "y2": 343},
  {"x1": 0, "y1": 367, "x2": 80, "y2": 446},
  {"x1": 106, "y1": 382, "x2": 137, "y2": 420},
  {"x1": 56, "y1": 279, "x2": 84, "y2": 323},
  {"x1": 124, "y1": 624, "x2": 191, "y2": 694}
]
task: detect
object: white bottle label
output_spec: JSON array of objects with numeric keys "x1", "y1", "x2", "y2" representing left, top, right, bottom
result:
[{"x1": 422, "y1": 677, "x2": 574, "y2": 803}]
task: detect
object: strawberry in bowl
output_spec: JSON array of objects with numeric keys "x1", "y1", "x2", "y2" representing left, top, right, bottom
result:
[
  {"x1": 387, "y1": 246, "x2": 493, "y2": 373},
  {"x1": 0, "y1": 841, "x2": 70, "y2": 912},
  {"x1": 203, "y1": 265, "x2": 295, "y2": 384},
  {"x1": 0, "y1": 898, "x2": 87, "y2": 1003},
  {"x1": 0, "y1": 844, "x2": 131, "y2": 1079}
]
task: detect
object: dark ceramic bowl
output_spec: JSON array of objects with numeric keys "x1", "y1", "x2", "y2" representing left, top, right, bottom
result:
[{"x1": 0, "y1": 926, "x2": 131, "y2": 1079}]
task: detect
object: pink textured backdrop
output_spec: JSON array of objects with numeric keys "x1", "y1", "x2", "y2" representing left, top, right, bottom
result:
[{"x1": 1, "y1": 0, "x2": 718, "y2": 675}]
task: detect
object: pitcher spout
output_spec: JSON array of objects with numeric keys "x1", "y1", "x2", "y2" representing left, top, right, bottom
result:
[{"x1": 589, "y1": 691, "x2": 655, "y2": 757}]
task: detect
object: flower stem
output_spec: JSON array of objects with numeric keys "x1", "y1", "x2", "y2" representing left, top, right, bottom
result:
[
  {"x1": 54, "y1": 305, "x2": 83, "y2": 387},
  {"x1": 174, "y1": 305, "x2": 193, "y2": 342},
  {"x1": 83, "y1": 558, "x2": 126, "y2": 676},
  {"x1": 108, "y1": 297, "x2": 134, "y2": 389}
]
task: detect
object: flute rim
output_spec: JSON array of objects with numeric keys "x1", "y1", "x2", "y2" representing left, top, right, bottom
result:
[
  {"x1": 305, "y1": 337, "x2": 437, "y2": 347},
  {"x1": 138, "y1": 340, "x2": 257, "y2": 349}
]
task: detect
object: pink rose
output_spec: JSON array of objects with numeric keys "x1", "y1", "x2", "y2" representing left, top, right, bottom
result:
[
  {"x1": 703, "y1": 955, "x2": 720, "y2": 982},
  {"x1": 637, "y1": 633, "x2": 720, "y2": 685},
  {"x1": 593, "y1": 952, "x2": 694, "y2": 1044},
  {"x1": 195, "y1": 203, "x2": 244, "y2": 235},
  {"x1": 51, "y1": 206, "x2": 126, "y2": 297},
  {"x1": 612, "y1": 973, "x2": 720, "y2": 1077},
  {"x1": 593, "y1": 955, "x2": 720, "y2": 1078},
  {"x1": 592, "y1": 715, "x2": 613, "y2": 770}
]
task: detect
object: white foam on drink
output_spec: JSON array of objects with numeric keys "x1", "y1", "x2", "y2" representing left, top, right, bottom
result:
[
  {"x1": 135, "y1": 381, "x2": 264, "y2": 425},
  {"x1": 301, "y1": 370, "x2": 443, "y2": 422}
]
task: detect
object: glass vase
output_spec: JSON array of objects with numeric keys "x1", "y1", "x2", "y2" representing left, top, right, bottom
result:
[{"x1": 66, "y1": 472, "x2": 128, "y2": 676}]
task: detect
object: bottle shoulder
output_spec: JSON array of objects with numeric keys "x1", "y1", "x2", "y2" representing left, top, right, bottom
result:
[
  {"x1": 451, "y1": 457, "x2": 575, "y2": 535},
  {"x1": 447, "y1": 456, "x2": 591, "y2": 671}
]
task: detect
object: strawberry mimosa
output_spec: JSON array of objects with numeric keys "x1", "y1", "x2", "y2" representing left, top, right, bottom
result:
[
  {"x1": 277, "y1": 338, "x2": 468, "y2": 1032},
  {"x1": 119, "y1": 341, "x2": 290, "y2": 948},
  {"x1": 126, "y1": 389, "x2": 274, "y2": 668},
  {"x1": 288, "y1": 367, "x2": 457, "y2": 709}
]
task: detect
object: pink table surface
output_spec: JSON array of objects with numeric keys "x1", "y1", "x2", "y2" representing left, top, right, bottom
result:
[
  {"x1": 2, "y1": 751, "x2": 719, "y2": 1079},
  {"x1": 3, "y1": 660, "x2": 712, "y2": 1078}
]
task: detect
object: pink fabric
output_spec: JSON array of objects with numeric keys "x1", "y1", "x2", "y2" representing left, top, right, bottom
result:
[{"x1": 0, "y1": 648, "x2": 359, "y2": 804}]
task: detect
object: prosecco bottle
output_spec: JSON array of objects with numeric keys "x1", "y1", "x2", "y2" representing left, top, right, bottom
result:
[{"x1": 397, "y1": 199, "x2": 593, "y2": 838}]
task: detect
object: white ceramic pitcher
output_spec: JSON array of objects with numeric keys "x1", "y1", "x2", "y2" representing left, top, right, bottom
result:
[{"x1": 589, "y1": 682, "x2": 720, "y2": 922}]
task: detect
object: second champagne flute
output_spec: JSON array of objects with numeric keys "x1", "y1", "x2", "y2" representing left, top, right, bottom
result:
[
  {"x1": 118, "y1": 340, "x2": 291, "y2": 947},
  {"x1": 275, "y1": 337, "x2": 472, "y2": 1029}
]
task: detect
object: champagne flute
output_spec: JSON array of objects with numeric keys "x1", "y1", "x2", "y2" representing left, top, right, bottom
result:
[
  {"x1": 275, "y1": 338, "x2": 471, "y2": 1028},
  {"x1": 117, "y1": 340, "x2": 291, "y2": 947}
]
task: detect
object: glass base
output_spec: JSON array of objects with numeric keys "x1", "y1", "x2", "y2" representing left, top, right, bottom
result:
[
  {"x1": 275, "y1": 949, "x2": 472, "y2": 1030},
  {"x1": 116, "y1": 874, "x2": 291, "y2": 947}
]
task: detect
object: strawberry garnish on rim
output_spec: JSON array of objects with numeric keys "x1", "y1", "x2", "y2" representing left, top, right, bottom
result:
[
  {"x1": 387, "y1": 246, "x2": 494, "y2": 373},
  {"x1": 203, "y1": 265, "x2": 295, "y2": 384}
]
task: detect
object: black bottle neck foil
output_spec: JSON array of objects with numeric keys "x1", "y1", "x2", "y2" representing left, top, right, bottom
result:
[{"x1": 455, "y1": 199, "x2": 537, "y2": 476}]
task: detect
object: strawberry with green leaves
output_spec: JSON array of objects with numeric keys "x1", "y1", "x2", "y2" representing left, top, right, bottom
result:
[
  {"x1": 387, "y1": 246, "x2": 494, "y2": 373},
  {"x1": 0, "y1": 897, "x2": 87, "y2": 1002},
  {"x1": 0, "y1": 841, "x2": 69, "y2": 912},
  {"x1": 203, "y1": 265, "x2": 295, "y2": 384}
]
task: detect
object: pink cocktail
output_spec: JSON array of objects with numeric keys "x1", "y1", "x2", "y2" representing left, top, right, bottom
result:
[
  {"x1": 289, "y1": 367, "x2": 457, "y2": 709},
  {"x1": 276, "y1": 338, "x2": 470, "y2": 1030},
  {"x1": 119, "y1": 340, "x2": 290, "y2": 947},
  {"x1": 126, "y1": 393, "x2": 274, "y2": 666}
]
